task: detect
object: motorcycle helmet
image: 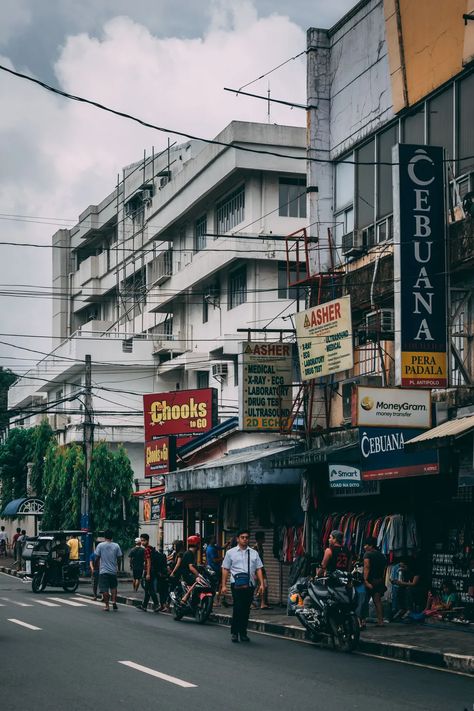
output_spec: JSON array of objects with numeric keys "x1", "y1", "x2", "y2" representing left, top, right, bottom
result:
[{"x1": 187, "y1": 535, "x2": 201, "y2": 546}]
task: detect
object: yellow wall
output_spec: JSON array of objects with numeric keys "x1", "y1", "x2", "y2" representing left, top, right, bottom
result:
[{"x1": 384, "y1": 0, "x2": 474, "y2": 112}]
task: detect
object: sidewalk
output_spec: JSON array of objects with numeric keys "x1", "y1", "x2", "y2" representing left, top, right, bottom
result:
[{"x1": 2, "y1": 561, "x2": 472, "y2": 675}]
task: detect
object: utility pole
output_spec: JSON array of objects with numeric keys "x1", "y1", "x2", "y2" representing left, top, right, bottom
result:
[{"x1": 81, "y1": 354, "x2": 93, "y2": 531}]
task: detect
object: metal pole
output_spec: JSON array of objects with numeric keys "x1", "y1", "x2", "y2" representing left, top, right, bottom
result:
[{"x1": 81, "y1": 354, "x2": 93, "y2": 531}]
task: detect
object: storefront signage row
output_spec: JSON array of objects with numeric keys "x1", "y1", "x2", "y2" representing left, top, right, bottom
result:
[
  {"x1": 295, "y1": 295, "x2": 353, "y2": 381},
  {"x1": 393, "y1": 143, "x2": 447, "y2": 388},
  {"x1": 143, "y1": 388, "x2": 218, "y2": 441},
  {"x1": 355, "y1": 386, "x2": 431, "y2": 429},
  {"x1": 239, "y1": 341, "x2": 293, "y2": 431},
  {"x1": 359, "y1": 426, "x2": 439, "y2": 481},
  {"x1": 144, "y1": 436, "x2": 176, "y2": 478}
]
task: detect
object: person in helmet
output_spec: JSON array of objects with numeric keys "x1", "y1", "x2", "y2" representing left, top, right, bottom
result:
[{"x1": 179, "y1": 535, "x2": 201, "y2": 605}]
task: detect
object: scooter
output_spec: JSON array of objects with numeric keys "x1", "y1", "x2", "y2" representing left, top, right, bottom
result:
[
  {"x1": 31, "y1": 557, "x2": 80, "y2": 594},
  {"x1": 169, "y1": 566, "x2": 217, "y2": 624},
  {"x1": 293, "y1": 570, "x2": 360, "y2": 652}
]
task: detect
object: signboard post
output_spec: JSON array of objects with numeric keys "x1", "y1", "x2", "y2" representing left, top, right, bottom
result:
[
  {"x1": 295, "y1": 295, "x2": 353, "y2": 380},
  {"x1": 240, "y1": 342, "x2": 292, "y2": 431},
  {"x1": 393, "y1": 144, "x2": 447, "y2": 388}
]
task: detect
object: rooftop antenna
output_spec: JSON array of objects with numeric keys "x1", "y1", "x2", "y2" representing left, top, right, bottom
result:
[{"x1": 267, "y1": 81, "x2": 271, "y2": 123}]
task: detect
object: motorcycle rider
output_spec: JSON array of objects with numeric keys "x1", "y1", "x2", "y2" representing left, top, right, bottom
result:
[
  {"x1": 318, "y1": 530, "x2": 351, "y2": 576},
  {"x1": 51, "y1": 533, "x2": 70, "y2": 580},
  {"x1": 179, "y1": 535, "x2": 200, "y2": 605}
]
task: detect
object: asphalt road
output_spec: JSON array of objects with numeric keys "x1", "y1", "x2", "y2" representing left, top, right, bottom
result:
[{"x1": 1, "y1": 572, "x2": 472, "y2": 711}]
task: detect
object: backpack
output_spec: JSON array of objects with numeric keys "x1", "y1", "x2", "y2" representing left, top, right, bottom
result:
[{"x1": 151, "y1": 547, "x2": 167, "y2": 577}]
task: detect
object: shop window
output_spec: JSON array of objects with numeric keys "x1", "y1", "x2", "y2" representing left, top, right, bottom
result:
[
  {"x1": 356, "y1": 139, "x2": 375, "y2": 229},
  {"x1": 216, "y1": 185, "x2": 245, "y2": 233},
  {"x1": 228, "y1": 265, "x2": 247, "y2": 310},
  {"x1": 197, "y1": 371, "x2": 210, "y2": 389},
  {"x1": 278, "y1": 177, "x2": 306, "y2": 217},
  {"x1": 278, "y1": 262, "x2": 307, "y2": 299},
  {"x1": 428, "y1": 86, "x2": 453, "y2": 161},
  {"x1": 194, "y1": 214, "x2": 207, "y2": 252},
  {"x1": 377, "y1": 124, "x2": 398, "y2": 219},
  {"x1": 403, "y1": 105, "x2": 425, "y2": 144},
  {"x1": 458, "y1": 72, "x2": 474, "y2": 175},
  {"x1": 335, "y1": 157, "x2": 354, "y2": 211}
]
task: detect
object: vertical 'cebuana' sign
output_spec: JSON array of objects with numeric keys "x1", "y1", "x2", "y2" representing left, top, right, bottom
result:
[{"x1": 393, "y1": 144, "x2": 447, "y2": 388}]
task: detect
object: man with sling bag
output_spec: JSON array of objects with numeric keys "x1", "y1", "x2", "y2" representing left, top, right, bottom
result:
[{"x1": 221, "y1": 529, "x2": 264, "y2": 643}]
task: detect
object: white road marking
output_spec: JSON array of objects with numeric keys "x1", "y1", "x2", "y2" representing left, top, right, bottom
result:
[
  {"x1": 118, "y1": 661, "x2": 197, "y2": 688},
  {"x1": 46, "y1": 597, "x2": 86, "y2": 607},
  {"x1": 72, "y1": 597, "x2": 104, "y2": 606},
  {"x1": 8, "y1": 618, "x2": 41, "y2": 631},
  {"x1": 0, "y1": 597, "x2": 33, "y2": 607},
  {"x1": 35, "y1": 600, "x2": 60, "y2": 607}
]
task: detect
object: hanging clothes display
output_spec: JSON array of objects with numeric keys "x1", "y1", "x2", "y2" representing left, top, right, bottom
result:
[
  {"x1": 273, "y1": 525, "x2": 305, "y2": 563},
  {"x1": 320, "y1": 513, "x2": 419, "y2": 560}
]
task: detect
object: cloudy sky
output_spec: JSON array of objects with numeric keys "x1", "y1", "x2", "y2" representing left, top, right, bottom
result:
[{"x1": 0, "y1": 0, "x2": 354, "y2": 373}]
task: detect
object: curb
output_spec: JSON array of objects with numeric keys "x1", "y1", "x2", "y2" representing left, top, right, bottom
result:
[{"x1": 2, "y1": 565, "x2": 472, "y2": 676}]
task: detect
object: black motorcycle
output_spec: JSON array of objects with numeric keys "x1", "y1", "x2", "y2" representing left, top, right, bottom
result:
[
  {"x1": 31, "y1": 558, "x2": 80, "y2": 594},
  {"x1": 294, "y1": 570, "x2": 360, "y2": 652},
  {"x1": 170, "y1": 565, "x2": 217, "y2": 624}
]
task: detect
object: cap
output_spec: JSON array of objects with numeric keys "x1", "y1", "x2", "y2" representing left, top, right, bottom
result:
[
  {"x1": 135, "y1": 537, "x2": 141, "y2": 543},
  {"x1": 330, "y1": 530, "x2": 343, "y2": 544}
]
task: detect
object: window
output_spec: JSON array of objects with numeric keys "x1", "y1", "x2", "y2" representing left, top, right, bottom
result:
[
  {"x1": 156, "y1": 318, "x2": 173, "y2": 337},
  {"x1": 55, "y1": 388, "x2": 64, "y2": 411},
  {"x1": 458, "y1": 72, "x2": 474, "y2": 175},
  {"x1": 403, "y1": 105, "x2": 425, "y2": 144},
  {"x1": 197, "y1": 371, "x2": 210, "y2": 389},
  {"x1": 335, "y1": 158, "x2": 354, "y2": 210},
  {"x1": 377, "y1": 124, "x2": 398, "y2": 219},
  {"x1": 278, "y1": 263, "x2": 307, "y2": 299},
  {"x1": 356, "y1": 139, "x2": 375, "y2": 229},
  {"x1": 334, "y1": 207, "x2": 354, "y2": 249},
  {"x1": 279, "y1": 177, "x2": 306, "y2": 217},
  {"x1": 202, "y1": 295, "x2": 209, "y2": 323},
  {"x1": 228, "y1": 265, "x2": 247, "y2": 310},
  {"x1": 194, "y1": 214, "x2": 207, "y2": 252},
  {"x1": 216, "y1": 185, "x2": 245, "y2": 233},
  {"x1": 428, "y1": 86, "x2": 453, "y2": 161}
]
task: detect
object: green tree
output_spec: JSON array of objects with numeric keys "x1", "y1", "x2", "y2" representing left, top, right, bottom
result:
[
  {"x1": 89, "y1": 442, "x2": 138, "y2": 550},
  {"x1": 0, "y1": 427, "x2": 35, "y2": 511},
  {"x1": 0, "y1": 367, "x2": 17, "y2": 437},
  {"x1": 30, "y1": 417, "x2": 55, "y2": 498},
  {"x1": 41, "y1": 442, "x2": 85, "y2": 530},
  {"x1": 41, "y1": 441, "x2": 64, "y2": 530}
]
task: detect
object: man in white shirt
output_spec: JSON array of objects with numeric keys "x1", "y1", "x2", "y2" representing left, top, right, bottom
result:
[
  {"x1": 221, "y1": 529, "x2": 264, "y2": 643},
  {"x1": 0, "y1": 526, "x2": 8, "y2": 557}
]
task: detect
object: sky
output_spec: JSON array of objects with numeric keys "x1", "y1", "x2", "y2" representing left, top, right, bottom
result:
[{"x1": 0, "y1": 0, "x2": 355, "y2": 373}]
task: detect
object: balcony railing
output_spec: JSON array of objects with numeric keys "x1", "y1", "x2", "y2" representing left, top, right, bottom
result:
[{"x1": 149, "y1": 249, "x2": 173, "y2": 285}]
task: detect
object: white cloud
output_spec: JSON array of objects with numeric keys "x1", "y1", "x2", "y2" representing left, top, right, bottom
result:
[{"x1": 0, "y1": 2, "x2": 306, "y2": 368}]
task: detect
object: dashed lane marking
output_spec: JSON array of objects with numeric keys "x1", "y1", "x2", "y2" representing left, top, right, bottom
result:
[
  {"x1": 0, "y1": 597, "x2": 33, "y2": 607},
  {"x1": 34, "y1": 600, "x2": 61, "y2": 607},
  {"x1": 46, "y1": 597, "x2": 86, "y2": 607},
  {"x1": 118, "y1": 661, "x2": 197, "y2": 688},
  {"x1": 8, "y1": 618, "x2": 41, "y2": 631}
]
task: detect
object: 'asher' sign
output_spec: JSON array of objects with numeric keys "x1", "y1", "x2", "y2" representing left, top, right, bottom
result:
[
  {"x1": 143, "y1": 388, "x2": 218, "y2": 442},
  {"x1": 393, "y1": 144, "x2": 447, "y2": 388}
]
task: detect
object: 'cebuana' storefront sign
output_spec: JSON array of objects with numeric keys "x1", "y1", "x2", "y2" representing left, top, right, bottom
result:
[
  {"x1": 328, "y1": 464, "x2": 361, "y2": 488},
  {"x1": 143, "y1": 388, "x2": 218, "y2": 442},
  {"x1": 240, "y1": 341, "x2": 292, "y2": 431},
  {"x1": 144, "y1": 436, "x2": 176, "y2": 477},
  {"x1": 355, "y1": 386, "x2": 431, "y2": 429},
  {"x1": 359, "y1": 426, "x2": 438, "y2": 480},
  {"x1": 393, "y1": 144, "x2": 447, "y2": 388},
  {"x1": 295, "y1": 295, "x2": 353, "y2": 380}
]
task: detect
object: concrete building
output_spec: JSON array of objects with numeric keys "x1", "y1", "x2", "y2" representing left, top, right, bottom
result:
[{"x1": 9, "y1": 121, "x2": 307, "y2": 481}]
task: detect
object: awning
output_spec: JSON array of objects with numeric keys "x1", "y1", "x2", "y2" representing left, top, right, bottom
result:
[
  {"x1": 133, "y1": 485, "x2": 165, "y2": 498},
  {"x1": 165, "y1": 442, "x2": 304, "y2": 494},
  {"x1": 405, "y1": 415, "x2": 474, "y2": 450},
  {"x1": 1, "y1": 497, "x2": 45, "y2": 517}
]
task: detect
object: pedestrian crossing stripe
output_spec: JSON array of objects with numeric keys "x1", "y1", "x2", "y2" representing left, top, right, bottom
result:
[
  {"x1": 35, "y1": 600, "x2": 61, "y2": 607},
  {"x1": 73, "y1": 597, "x2": 104, "y2": 606},
  {"x1": 46, "y1": 597, "x2": 86, "y2": 607}
]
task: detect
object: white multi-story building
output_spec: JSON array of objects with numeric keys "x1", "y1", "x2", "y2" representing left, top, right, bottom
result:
[{"x1": 9, "y1": 121, "x2": 307, "y2": 478}]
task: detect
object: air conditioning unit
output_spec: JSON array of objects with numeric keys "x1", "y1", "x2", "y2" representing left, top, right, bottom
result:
[
  {"x1": 140, "y1": 186, "x2": 153, "y2": 205},
  {"x1": 365, "y1": 309, "x2": 395, "y2": 340},
  {"x1": 341, "y1": 230, "x2": 363, "y2": 257},
  {"x1": 212, "y1": 363, "x2": 228, "y2": 378}
]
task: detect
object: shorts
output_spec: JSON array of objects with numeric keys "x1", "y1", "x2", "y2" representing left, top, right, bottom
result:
[
  {"x1": 132, "y1": 567, "x2": 143, "y2": 579},
  {"x1": 99, "y1": 573, "x2": 118, "y2": 593}
]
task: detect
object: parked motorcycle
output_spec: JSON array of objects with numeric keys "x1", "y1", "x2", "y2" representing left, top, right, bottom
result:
[
  {"x1": 293, "y1": 570, "x2": 360, "y2": 652},
  {"x1": 32, "y1": 558, "x2": 80, "y2": 594},
  {"x1": 170, "y1": 565, "x2": 217, "y2": 624}
]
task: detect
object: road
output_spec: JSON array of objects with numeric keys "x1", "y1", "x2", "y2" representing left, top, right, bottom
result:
[{"x1": 1, "y1": 572, "x2": 472, "y2": 711}]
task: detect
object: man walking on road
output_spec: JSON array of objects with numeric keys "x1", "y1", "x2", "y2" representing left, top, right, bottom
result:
[
  {"x1": 221, "y1": 529, "x2": 265, "y2": 643},
  {"x1": 138, "y1": 533, "x2": 160, "y2": 613},
  {"x1": 95, "y1": 530, "x2": 122, "y2": 612}
]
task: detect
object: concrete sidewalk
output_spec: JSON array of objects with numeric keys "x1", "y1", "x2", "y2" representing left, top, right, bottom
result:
[{"x1": 2, "y1": 561, "x2": 473, "y2": 675}]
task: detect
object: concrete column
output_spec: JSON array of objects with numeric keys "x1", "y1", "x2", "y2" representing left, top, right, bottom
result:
[{"x1": 307, "y1": 28, "x2": 333, "y2": 274}]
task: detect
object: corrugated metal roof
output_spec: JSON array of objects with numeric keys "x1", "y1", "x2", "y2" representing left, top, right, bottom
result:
[{"x1": 406, "y1": 415, "x2": 474, "y2": 447}]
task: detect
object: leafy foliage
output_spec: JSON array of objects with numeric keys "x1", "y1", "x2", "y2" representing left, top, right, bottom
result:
[
  {"x1": 41, "y1": 442, "x2": 84, "y2": 530},
  {"x1": 30, "y1": 418, "x2": 55, "y2": 498},
  {"x1": 0, "y1": 427, "x2": 35, "y2": 511}
]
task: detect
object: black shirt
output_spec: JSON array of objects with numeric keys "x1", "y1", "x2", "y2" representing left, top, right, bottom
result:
[
  {"x1": 364, "y1": 549, "x2": 387, "y2": 582},
  {"x1": 181, "y1": 550, "x2": 197, "y2": 584},
  {"x1": 129, "y1": 546, "x2": 145, "y2": 571},
  {"x1": 326, "y1": 545, "x2": 351, "y2": 573}
]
